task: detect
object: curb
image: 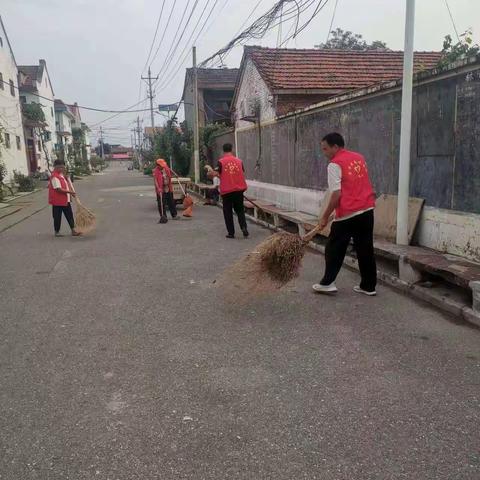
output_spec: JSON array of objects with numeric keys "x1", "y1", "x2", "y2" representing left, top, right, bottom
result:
[{"x1": 0, "y1": 205, "x2": 49, "y2": 234}]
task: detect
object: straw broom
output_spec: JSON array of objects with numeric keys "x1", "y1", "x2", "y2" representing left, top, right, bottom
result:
[
  {"x1": 74, "y1": 197, "x2": 96, "y2": 233},
  {"x1": 218, "y1": 224, "x2": 323, "y2": 299}
]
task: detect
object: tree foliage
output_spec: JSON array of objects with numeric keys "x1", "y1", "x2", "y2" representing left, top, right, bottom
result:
[
  {"x1": 317, "y1": 28, "x2": 389, "y2": 51},
  {"x1": 438, "y1": 29, "x2": 479, "y2": 67},
  {"x1": 152, "y1": 119, "x2": 192, "y2": 176},
  {"x1": 22, "y1": 103, "x2": 46, "y2": 124}
]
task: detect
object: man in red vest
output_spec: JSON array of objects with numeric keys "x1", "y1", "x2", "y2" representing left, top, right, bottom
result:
[
  {"x1": 48, "y1": 160, "x2": 81, "y2": 237},
  {"x1": 313, "y1": 132, "x2": 377, "y2": 296},
  {"x1": 216, "y1": 143, "x2": 249, "y2": 239},
  {"x1": 153, "y1": 158, "x2": 177, "y2": 223}
]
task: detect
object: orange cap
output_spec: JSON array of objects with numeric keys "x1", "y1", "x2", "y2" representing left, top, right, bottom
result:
[{"x1": 156, "y1": 158, "x2": 167, "y2": 168}]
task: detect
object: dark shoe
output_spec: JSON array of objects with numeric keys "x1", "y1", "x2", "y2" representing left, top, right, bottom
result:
[
  {"x1": 242, "y1": 229, "x2": 249, "y2": 238},
  {"x1": 226, "y1": 234, "x2": 235, "y2": 239},
  {"x1": 158, "y1": 217, "x2": 168, "y2": 224}
]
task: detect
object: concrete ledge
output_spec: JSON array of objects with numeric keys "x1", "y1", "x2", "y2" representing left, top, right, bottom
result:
[{"x1": 244, "y1": 211, "x2": 480, "y2": 329}]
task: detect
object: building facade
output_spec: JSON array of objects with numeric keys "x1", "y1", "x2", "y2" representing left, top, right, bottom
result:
[
  {"x1": 18, "y1": 59, "x2": 56, "y2": 173},
  {"x1": 54, "y1": 99, "x2": 75, "y2": 163},
  {"x1": 182, "y1": 68, "x2": 239, "y2": 131},
  {"x1": 0, "y1": 16, "x2": 28, "y2": 181},
  {"x1": 232, "y1": 47, "x2": 442, "y2": 130}
]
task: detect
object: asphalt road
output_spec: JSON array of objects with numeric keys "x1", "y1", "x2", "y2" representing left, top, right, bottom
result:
[{"x1": 0, "y1": 165, "x2": 479, "y2": 480}]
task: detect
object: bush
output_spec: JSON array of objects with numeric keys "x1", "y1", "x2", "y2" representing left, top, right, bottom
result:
[
  {"x1": 143, "y1": 165, "x2": 153, "y2": 176},
  {"x1": 13, "y1": 171, "x2": 37, "y2": 192},
  {"x1": 90, "y1": 155, "x2": 106, "y2": 171}
]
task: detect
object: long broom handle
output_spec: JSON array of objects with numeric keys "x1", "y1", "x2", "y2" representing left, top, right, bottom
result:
[
  {"x1": 169, "y1": 168, "x2": 187, "y2": 197},
  {"x1": 301, "y1": 224, "x2": 323, "y2": 242},
  {"x1": 243, "y1": 195, "x2": 265, "y2": 211}
]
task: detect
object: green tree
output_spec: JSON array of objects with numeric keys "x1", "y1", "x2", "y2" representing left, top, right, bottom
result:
[
  {"x1": 317, "y1": 28, "x2": 389, "y2": 51},
  {"x1": 22, "y1": 103, "x2": 54, "y2": 171},
  {"x1": 438, "y1": 29, "x2": 479, "y2": 67},
  {"x1": 152, "y1": 119, "x2": 192, "y2": 176}
]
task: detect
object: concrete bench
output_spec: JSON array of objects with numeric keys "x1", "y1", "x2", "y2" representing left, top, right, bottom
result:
[
  {"x1": 190, "y1": 183, "x2": 216, "y2": 197},
  {"x1": 373, "y1": 239, "x2": 480, "y2": 289},
  {"x1": 243, "y1": 197, "x2": 480, "y2": 312}
]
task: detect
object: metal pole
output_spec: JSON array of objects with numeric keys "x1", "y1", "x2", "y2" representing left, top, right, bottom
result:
[
  {"x1": 148, "y1": 67, "x2": 155, "y2": 129},
  {"x1": 100, "y1": 126, "x2": 104, "y2": 158},
  {"x1": 396, "y1": 0, "x2": 416, "y2": 245},
  {"x1": 142, "y1": 67, "x2": 159, "y2": 147},
  {"x1": 193, "y1": 46, "x2": 200, "y2": 184}
]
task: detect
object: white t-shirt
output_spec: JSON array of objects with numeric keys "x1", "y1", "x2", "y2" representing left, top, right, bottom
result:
[
  {"x1": 327, "y1": 162, "x2": 373, "y2": 222},
  {"x1": 212, "y1": 176, "x2": 220, "y2": 188},
  {"x1": 51, "y1": 174, "x2": 74, "y2": 203}
]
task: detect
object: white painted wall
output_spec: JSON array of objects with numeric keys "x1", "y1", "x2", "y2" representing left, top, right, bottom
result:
[
  {"x1": 234, "y1": 58, "x2": 275, "y2": 130},
  {"x1": 0, "y1": 22, "x2": 27, "y2": 181},
  {"x1": 247, "y1": 180, "x2": 480, "y2": 264},
  {"x1": 22, "y1": 66, "x2": 56, "y2": 170},
  {"x1": 55, "y1": 110, "x2": 73, "y2": 157},
  {"x1": 84, "y1": 128, "x2": 91, "y2": 162}
]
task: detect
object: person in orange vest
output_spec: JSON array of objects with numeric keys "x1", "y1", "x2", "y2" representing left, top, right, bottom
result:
[
  {"x1": 313, "y1": 132, "x2": 377, "y2": 296},
  {"x1": 214, "y1": 143, "x2": 249, "y2": 239},
  {"x1": 153, "y1": 158, "x2": 178, "y2": 223},
  {"x1": 48, "y1": 160, "x2": 81, "y2": 237}
]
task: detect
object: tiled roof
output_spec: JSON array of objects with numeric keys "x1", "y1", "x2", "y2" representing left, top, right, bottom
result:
[
  {"x1": 245, "y1": 47, "x2": 443, "y2": 91},
  {"x1": 186, "y1": 67, "x2": 239, "y2": 85}
]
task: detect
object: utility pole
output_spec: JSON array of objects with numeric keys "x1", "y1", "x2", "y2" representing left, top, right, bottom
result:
[
  {"x1": 136, "y1": 116, "x2": 143, "y2": 168},
  {"x1": 396, "y1": 0, "x2": 415, "y2": 245},
  {"x1": 99, "y1": 126, "x2": 104, "y2": 158},
  {"x1": 192, "y1": 46, "x2": 200, "y2": 184},
  {"x1": 142, "y1": 66, "x2": 159, "y2": 135}
]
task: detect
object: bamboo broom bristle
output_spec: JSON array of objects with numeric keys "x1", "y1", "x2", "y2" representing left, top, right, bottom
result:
[{"x1": 74, "y1": 199, "x2": 96, "y2": 234}]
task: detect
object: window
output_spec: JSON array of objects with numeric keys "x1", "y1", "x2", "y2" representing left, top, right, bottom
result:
[
  {"x1": 20, "y1": 95, "x2": 26, "y2": 104},
  {"x1": 51, "y1": 107, "x2": 54, "y2": 117},
  {"x1": 37, "y1": 140, "x2": 42, "y2": 151},
  {"x1": 5, "y1": 133, "x2": 11, "y2": 149},
  {"x1": 0, "y1": 37, "x2": 3, "y2": 47},
  {"x1": 16, "y1": 136, "x2": 21, "y2": 150},
  {"x1": 0, "y1": 72, "x2": 3, "y2": 90},
  {"x1": 9, "y1": 79, "x2": 15, "y2": 96}
]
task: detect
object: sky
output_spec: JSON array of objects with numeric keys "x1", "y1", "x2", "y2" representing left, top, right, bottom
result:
[{"x1": 2, "y1": 0, "x2": 478, "y2": 147}]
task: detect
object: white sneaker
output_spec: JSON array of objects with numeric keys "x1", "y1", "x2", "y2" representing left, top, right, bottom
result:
[
  {"x1": 312, "y1": 283, "x2": 338, "y2": 294},
  {"x1": 353, "y1": 286, "x2": 377, "y2": 296}
]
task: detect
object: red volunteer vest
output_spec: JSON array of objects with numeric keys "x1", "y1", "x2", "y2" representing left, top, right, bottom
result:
[
  {"x1": 219, "y1": 154, "x2": 247, "y2": 195},
  {"x1": 153, "y1": 166, "x2": 173, "y2": 193},
  {"x1": 48, "y1": 171, "x2": 70, "y2": 206},
  {"x1": 331, "y1": 149, "x2": 375, "y2": 219}
]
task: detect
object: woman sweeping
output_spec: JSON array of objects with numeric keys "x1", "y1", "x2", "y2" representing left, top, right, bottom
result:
[
  {"x1": 153, "y1": 158, "x2": 178, "y2": 223},
  {"x1": 48, "y1": 160, "x2": 82, "y2": 237}
]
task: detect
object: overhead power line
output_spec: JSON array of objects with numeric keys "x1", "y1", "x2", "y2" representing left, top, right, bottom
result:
[
  {"x1": 141, "y1": 0, "x2": 168, "y2": 73},
  {"x1": 199, "y1": 0, "x2": 330, "y2": 67},
  {"x1": 149, "y1": 0, "x2": 178, "y2": 67},
  {"x1": 155, "y1": 0, "x2": 215, "y2": 89},
  {"x1": 444, "y1": 0, "x2": 461, "y2": 43},
  {"x1": 325, "y1": 0, "x2": 339, "y2": 44},
  {"x1": 89, "y1": 99, "x2": 151, "y2": 128},
  {"x1": 0, "y1": 78, "x2": 150, "y2": 114},
  {"x1": 153, "y1": 0, "x2": 195, "y2": 79},
  {"x1": 156, "y1": 0, "x2": 223, "y2": 91}
]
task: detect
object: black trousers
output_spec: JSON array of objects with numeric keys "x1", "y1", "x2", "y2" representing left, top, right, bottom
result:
[
  {"x1": 222, "y1": 191, "x2": 247, "y2": 236},
  {"x1": 52, "y1": 204, "x2": 75, "y2": 232},
  {"x1": 321, "y1": 210, "x2": 377, "y2": 292},
  {"x1": 157, "y1": 192, "x2": 177, "y2": 218}
]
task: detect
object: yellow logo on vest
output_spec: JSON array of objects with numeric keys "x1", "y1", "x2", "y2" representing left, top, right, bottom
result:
[{"x1": 347, "y1": 159, "x2": 366, "y2": 178}]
